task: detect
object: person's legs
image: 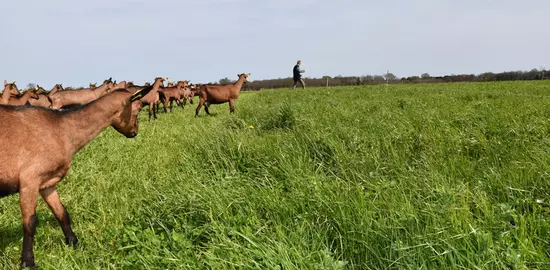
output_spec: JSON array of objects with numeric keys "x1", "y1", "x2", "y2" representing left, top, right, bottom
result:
[
  {"x1": 299, "y1": 79, "x2": 306, "y2": 89},
  {"x1": 292, "y1": 78, "x2": 298, "y2": 90}
]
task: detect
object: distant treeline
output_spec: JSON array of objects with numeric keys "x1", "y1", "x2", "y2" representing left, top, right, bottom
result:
[
  {"x1": 238, "y1": 68, "x2": 550, "y2": 91},
  {"x1": 27, "y1": 68, "x2": 548, "y2": 91}
]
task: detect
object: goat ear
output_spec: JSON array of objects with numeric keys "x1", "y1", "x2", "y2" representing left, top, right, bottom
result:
[{"x1": 130, "y1": 86, "x2": 153, "y2": 102}]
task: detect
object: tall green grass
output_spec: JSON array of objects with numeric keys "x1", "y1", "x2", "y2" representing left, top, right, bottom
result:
[{"x1": 1, "y1": 81, "x2": 550, "y2": 269}]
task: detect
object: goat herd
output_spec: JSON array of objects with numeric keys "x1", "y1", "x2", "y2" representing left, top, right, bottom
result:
[{"x1": 0, "y1": 73, "x2": 250, "y2": 269}]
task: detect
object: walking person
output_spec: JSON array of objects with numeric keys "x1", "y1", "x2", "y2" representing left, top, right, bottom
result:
[{"x1": 292, "y1": 60, "x2": 306, "y2": 89}]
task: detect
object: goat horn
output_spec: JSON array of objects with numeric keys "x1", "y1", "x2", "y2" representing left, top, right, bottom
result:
[{"x1": 130, "y1": 86, "x2": 153, "y2": 101}]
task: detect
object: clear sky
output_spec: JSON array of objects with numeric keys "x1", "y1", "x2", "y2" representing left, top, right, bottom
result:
[{"x1": 1, "y1": 0, "x2": 548, "y2": 87}]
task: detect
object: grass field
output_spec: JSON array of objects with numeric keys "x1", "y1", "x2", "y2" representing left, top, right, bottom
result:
[{"x1": 1, "y1": 81, "x2": 550, "y2": 269}]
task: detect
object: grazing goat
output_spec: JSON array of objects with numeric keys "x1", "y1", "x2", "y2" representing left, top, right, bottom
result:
[
  {"x1": 1, "y1": 81, "x2": 22, "y2": 105},
  {"x1": 0, "y1": 87, "x2": 153, "y2": 269},
  {"x1": 195, "y1": 73, "x2": 250, "y2": 117},
  {"x1": 49, "y1": 78, "x2": 114, "y2": 110}
]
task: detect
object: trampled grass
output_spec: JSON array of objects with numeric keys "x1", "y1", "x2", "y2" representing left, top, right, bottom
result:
[{"x1": 1, "y1": 81, "x2": 550, "y2": 269}]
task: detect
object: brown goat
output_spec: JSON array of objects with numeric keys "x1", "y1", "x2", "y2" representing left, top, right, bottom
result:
[
  {"x1": 187, "y1": 85, "x2": 202, "y2": 105},
  {"x1": 0, "y1": 87, "x2": 153, "y2": 269},
  {"x1": 195, "y1": 73, "x2": 250, "y2": 116},
  {"x1": 8, "y1": 89, "x2": 39, "y2": 106},
  {"x1": 177, "y1": 81, "x2": 193, "y2": 107},
  {"x1": 34, "y1": 86, "x2": 48, "y2": 95},
  {"x1": 28, "y1": 84, "x2": 64, "y2": 108},
  {"x1": 49, "y1": 78, "x2": 114, "y2": 110},
  {"x1": 48, "y1": 84, "x2": 64, "y2": 95},
  {"x1": 110, "y1": 81, "x2": 128, "y2": 92},
  {"x1": 126, "y1": 82, "x2": 148, "y2": 94},
  {"x1": 159, "y1": 81, "x2": 187, "y2": 112},
  {"x1": 1, "y1": 81, "x2": 22, "y2": 105},
  {"x1": 137, "y1": 77, "x2": 167, "y2": 120},
  {"x1": 28, "y1": 86, "x2": 51, "y2": 108}
]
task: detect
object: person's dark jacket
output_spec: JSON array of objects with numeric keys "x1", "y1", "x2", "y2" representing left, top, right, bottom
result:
[{"x1": 293, "y1": 64, "x2": 305, "y2": 79}]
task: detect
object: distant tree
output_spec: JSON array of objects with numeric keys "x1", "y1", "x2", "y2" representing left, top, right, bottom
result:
[
  {"x1": 524, "y1": 69, "x2": 540, "y2": 80},
  {"x1": 222, "y1": 66, "x2": 550, "y2": 90},
  {"x1": 363, "y1": 75, "x2": 374, "y2": 84},
  {"x1": 26, "y1": 83, "x2": 36, "y2": 90},
  {"x1": 384, "y1": 72, "x2": 397, "y2": 81},
  {"x1": 478, "y1": 72, "x2": 496, "y2": 82},
  {"x1": 219, "y1": 77, "x2": 232, "y2": 84}
]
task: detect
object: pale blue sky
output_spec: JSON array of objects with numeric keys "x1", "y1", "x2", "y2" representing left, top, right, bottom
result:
[{"x1": 1, "y1": 0, "x2": 548, "y2": 87}]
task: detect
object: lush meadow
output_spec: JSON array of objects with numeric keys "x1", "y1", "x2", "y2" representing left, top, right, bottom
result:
[{"x1": 1, "y1": 81, "x2": 550, "y2": 269}]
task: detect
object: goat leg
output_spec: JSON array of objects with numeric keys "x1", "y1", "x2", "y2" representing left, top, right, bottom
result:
[
  {"x1": 19, "y1": 185, "x2": 40, "y2": 270},
  {"x1": 229, "y1": 99, "x2": 235, "y2": 113},
  {"x1": 195, "y1": 99, "x2": 205, "y2": 117},
  {"x1": 40, "y1": 186, "x2": 78, "y2": 248},
  {"x1": 204, "y1": 101, "x2": 211, "y2": 115}
]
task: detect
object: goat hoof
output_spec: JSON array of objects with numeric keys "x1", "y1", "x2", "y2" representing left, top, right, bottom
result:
[
  {"x1": 20, "y1": 261, "x2": 35, "y2": 270},
  {"x1": 66, "y1": 235, "x2": 78, "y2": 248}
]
